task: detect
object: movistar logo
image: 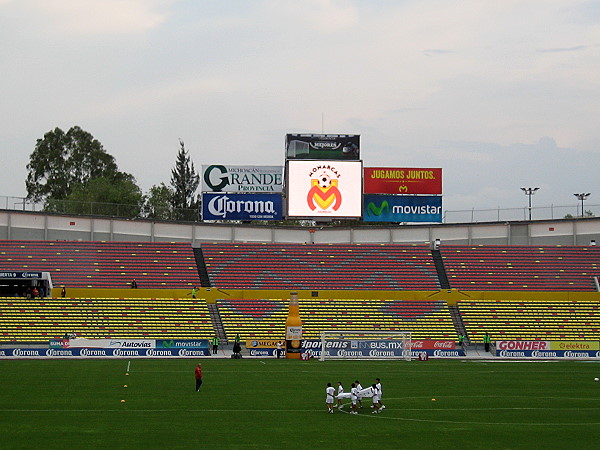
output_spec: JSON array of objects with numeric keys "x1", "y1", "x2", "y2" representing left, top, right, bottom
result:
[
  {"x1": 162, "y1": 340, "x2": 174, "y2": 348},
  {"x1": 366, "y1": 201, "x2": 389, "y2": 217}
]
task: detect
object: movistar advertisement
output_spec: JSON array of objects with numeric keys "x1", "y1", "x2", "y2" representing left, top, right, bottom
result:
[
  {"x1": 201, "y1": 165, "x2": 283, "y2": 193},
  {"x1": 286, "y1": 160, "x2": 362, "y2": 218},
  {"x1": 286, "y1": 134, "x2": 360, "y2": 160},
  {"x1": 364, "y1": 167, "x2": 442, "y2": 194},
  {"x1": 202, "y1": 193, "x2": 283, "y2": 221},
  {"x1": 364, "y1": 195, "x2": 442, "y2": 222}
]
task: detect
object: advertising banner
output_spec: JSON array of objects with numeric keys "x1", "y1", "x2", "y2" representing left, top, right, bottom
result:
[
  {"x1": 495, "y1": 340, "x2": 600, "y2": 358},
  {"x1": 286, "y1": 134, "x2": 360, "y2": 160},
  {"x1": 301, "y1": 340, "x2": 464, "y2": 358},
  {"x1": 155, "y1": 339, "x2": 210, "y2": 349},
  {"x1": 287, "y1": 160, "x2": 362, "y2": 218},
  {"x1": 0, "y1": 271, "x2": 43, "y2": 279},
  {"x1": 363, "y1": 195, "x2": 442, "y2": 223},
  {"x1": 245, "y1": 339, "x2": 285, "y2": 357},
  {"x1": 202, "y1": 193, "x2": 283, "y2": 221},
  {"x1": 0, "y1": 347, "x2": 210, "y2": 358},
  {"x1": 202, "y1": 165, "x2": 283, "y2": 193},
  {"x1": 364, "y1": 167, "x2": 442, "y2": 195},
  {"x1": 50, "y1": 338, "x2": 156, "y2": 349}
]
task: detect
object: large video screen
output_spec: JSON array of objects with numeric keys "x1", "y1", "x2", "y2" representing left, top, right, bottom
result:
[
  {"x1": 287, "y1": 160, "x2": 362, "y2": 218},
  {"x1": 285, "y1": 134, "x2": 360, "y2": 160}
]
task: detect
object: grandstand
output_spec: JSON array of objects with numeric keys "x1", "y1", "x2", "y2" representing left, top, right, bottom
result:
[
  {"x1": 199, "y1": 243, "x2": 440, "y2": 290},
  {"x1": 217, "y1": 298, "x2": 455, "y2": 341},
  {"x1": 0, "y1": 297, "x2": 213, "y2": 342},
  {"x1": 457, "y1": 300, "x2": 600, "y2": 342},
  {"x1": 0, "y1": 238, "x2": 599, "y2": 346},
  {"x1": 0, "y1": 240, "x2": 200, "y2": 289},
  {"x1": 441, "y1": 245, "x2": 600, "y2": 291}
]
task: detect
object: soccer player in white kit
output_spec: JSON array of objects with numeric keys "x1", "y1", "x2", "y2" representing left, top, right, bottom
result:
[
  {"x1": 326, "y1": 383, "x2": 335, "y2": 413},
  {"x1": 354, "y1": 380, "x2": 364, "y2": 408},
  {"x1": 350, "y1": 383, "x2": 360, "y2": 414},
  {"x1": 369, "y1": 384, "x2": 381, "y2": 413},
  {"x1": 375, "y1": 378, "x2": 385, "y2": 410},
  {"x1": 336, "y1": 381, "x2": 344, "y2": 408}
]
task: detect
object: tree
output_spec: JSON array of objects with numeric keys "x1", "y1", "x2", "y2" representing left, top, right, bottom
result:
[
  {"x1": 170, "y1": 139, "x2": 200, "y2": 221},
  {"x1": 46, "y1": 175, "x2": 143, "y2": 218},
  {"x1": 142, "y1": 183, "x2": 174, "y2": 220},
  {"x1": 26, "y1": 126, "x2": 120, "y2": 202}
]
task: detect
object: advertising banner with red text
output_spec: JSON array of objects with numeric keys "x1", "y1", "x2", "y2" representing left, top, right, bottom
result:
[{"x1": 364, "y1": 167, "x2": 442, "y2": 194}]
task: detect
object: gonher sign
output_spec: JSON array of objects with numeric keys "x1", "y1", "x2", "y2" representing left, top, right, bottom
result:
[
  {"x1": 202, "y1": 193, "x2": 282, "y2": 221},
  {"x1": 202, "y1": 165, "x2": 283, "y2": 193},
  {"x1": 287, "y1": 160, "x2": 362, "y2": 218},
  {"x1": 364, "y1": 167, "x2": 442, "y2": 195},
  {"x1": 495, "y1": 340, "x2": 600, "y2": 358},
  {"x1": 286, "y1": 134, "x2": 360, "y2": 160},
  {"x1": 364, "y1": 195, "x2": 442, "y2": 223}
]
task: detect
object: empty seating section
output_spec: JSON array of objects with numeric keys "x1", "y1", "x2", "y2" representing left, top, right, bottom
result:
[
  {"x1": 202, "y1": 243, "x2": 440, "y2": 290},
  {"x1": 0, "y1": 240, "x2": 200, "y2": 288},
  {"x1": 0, "y1": 297, "x2": 213, "y2": 342},
  {"x1": 217, "y1": 299, "x2": 456, "y2": 340},
  {"x1": 442, "y1": 245, "x2": 600, "y2": 291},
  {"x1": 458, "y1": 300, "x2": 600, "y2": 341}
]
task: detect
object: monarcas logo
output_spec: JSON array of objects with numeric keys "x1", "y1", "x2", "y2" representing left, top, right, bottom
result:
[{"x1": 307, "y1": 166, "x2": 342, "y2": 211}]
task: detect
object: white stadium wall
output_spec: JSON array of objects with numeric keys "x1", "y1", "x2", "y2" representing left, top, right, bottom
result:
[{"x1": 0, "y1": 210, "x2": 599, "y2": 246}]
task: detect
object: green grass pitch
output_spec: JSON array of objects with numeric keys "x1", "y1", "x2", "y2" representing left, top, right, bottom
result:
[{"x1": 0, "y1": 358, "x2": 599, "y2": 449}]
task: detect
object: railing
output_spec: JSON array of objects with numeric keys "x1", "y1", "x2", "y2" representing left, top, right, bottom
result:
[{"x1": 0, "y1": 195, "x2": 597, "y2": 224}]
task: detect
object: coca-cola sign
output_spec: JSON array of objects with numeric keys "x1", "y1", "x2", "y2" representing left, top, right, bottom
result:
[{"x1": 410, "y1": 340, "x2": 455, "y2": 350}]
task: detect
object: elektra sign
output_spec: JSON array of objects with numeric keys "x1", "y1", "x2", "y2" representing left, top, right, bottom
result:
[
  {"x1": 202, "y1": 193, "x2": 282, "y2": 220},
  {"x1": 202, "y1": 165, "x2": 283, "y2": 193}
]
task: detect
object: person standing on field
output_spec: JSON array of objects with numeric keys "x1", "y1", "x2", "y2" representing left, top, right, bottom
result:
[
  {"x1": 483, "y1": 332, "x2": 491, "y2": 352},
  {"x1": 211, "y1": 336, "x2": 219, "y2": 354},
  {"x1": 276, "y1": 340, "x2": 283, "y2": 358},
  {"x1": 195, "y1": 363, "x2": 203, "y2": 392},
  {"x1": 375, "y1": 378, "x2": 385, "y2": 410},
  {"x1": 336, "y1": 381, "x2": 344, "y2": 408},
  {"x1": 326, "y1": 382, "x2": 335, "y2": 414},
  {"x1": 355, "y1": 380, "x2": 364, "y2": 408}
]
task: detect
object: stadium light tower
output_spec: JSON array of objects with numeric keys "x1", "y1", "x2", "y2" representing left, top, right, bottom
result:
[
  {"x1": 574, "y1": 193, "x2": 591, "y2": 217},
  {"x1": 521, "y1": 187, "x2": 539, "y2": 221}
]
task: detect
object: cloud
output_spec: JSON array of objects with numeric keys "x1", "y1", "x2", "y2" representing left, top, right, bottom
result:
[
  {"x1": 536, "y1": 45, "x2": 587, "y2": 53},
  {"x1": 27, "y1": 0, "x2": 171, "y2": 35}
]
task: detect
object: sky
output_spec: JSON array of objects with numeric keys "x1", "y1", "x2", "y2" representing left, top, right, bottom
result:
[{"x1": 1, "y1": 0, "x2": 599, "y2": 217}]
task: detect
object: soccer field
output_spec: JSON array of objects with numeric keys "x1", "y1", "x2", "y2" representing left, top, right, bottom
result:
[{"x1": 0, "y1": 358, "x2": 599, "y2": 449}]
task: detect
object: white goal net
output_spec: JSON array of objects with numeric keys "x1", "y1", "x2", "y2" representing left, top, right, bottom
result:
[{"x1": 318, "y1": 331, "x2": 412, "y2": 361}]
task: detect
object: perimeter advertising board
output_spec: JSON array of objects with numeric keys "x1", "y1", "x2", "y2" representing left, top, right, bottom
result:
[
  {"x1": 201, "y1": 165, "x2": 283, "y2": 193},
  {"x1": 286, "y1": 134, "x2": 360, "y2": 160},
  {"x1": 202, "y1": 193, "x2": 283, "y2": 221},
  {"x1": 301, "y1": 339, "x2": 463, "y2": 358},
  {"x1": 363, "y1": 194, "x2": 442, "y2": 222},
  {"x1": 0, "y1": 348, "x2": 211, "y2": 358},
  {"x1": 495, "y1": 340, "x2": 600, "y2": 358},
  {"x1": 286, "y1": 160, "x2": 362, "y2": 218},
  {"x1": 364, "y1": 167, "x2": 442, "y2": 194}
]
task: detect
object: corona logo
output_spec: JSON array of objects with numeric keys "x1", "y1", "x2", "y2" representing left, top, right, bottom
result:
[{"x1": 306, "y1": 169, "x2": 342, "y2": 211}]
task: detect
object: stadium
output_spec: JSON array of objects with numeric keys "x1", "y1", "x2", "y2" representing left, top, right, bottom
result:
[{"x1": 1, "y1": 135, "x2": 599, "y2": 448}]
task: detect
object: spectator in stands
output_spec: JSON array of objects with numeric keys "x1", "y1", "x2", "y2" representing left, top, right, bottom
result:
[
  {"x1": 61, "y1": 286, "x2": 66, "y2": 298},
  {"x1": 38, "y1": 286, "x2": 45, "y2": 298},
  {"x1": 32, "y1": 287, "x2": 39, "y2": 298},
  {"x1": 211, "y1": 335, "x2": 219, "y2": 354},
  {"x1": 131, "y1": 279, "x2": 138, "y2": 289},
  {"x1": 483, "y1": 332, "x2": 492, "y2": 352},
  {"x1": 195, "y1": 363, "x2": 203, "y2": 392}
]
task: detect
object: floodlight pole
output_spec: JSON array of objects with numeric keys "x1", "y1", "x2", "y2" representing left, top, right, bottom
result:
[
  {"x1": 521, "y1": 187, "x2": 539, "y2": 221},
  {"x1": 574, "y1": 193, "x2": 591, "y2": 217}
]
